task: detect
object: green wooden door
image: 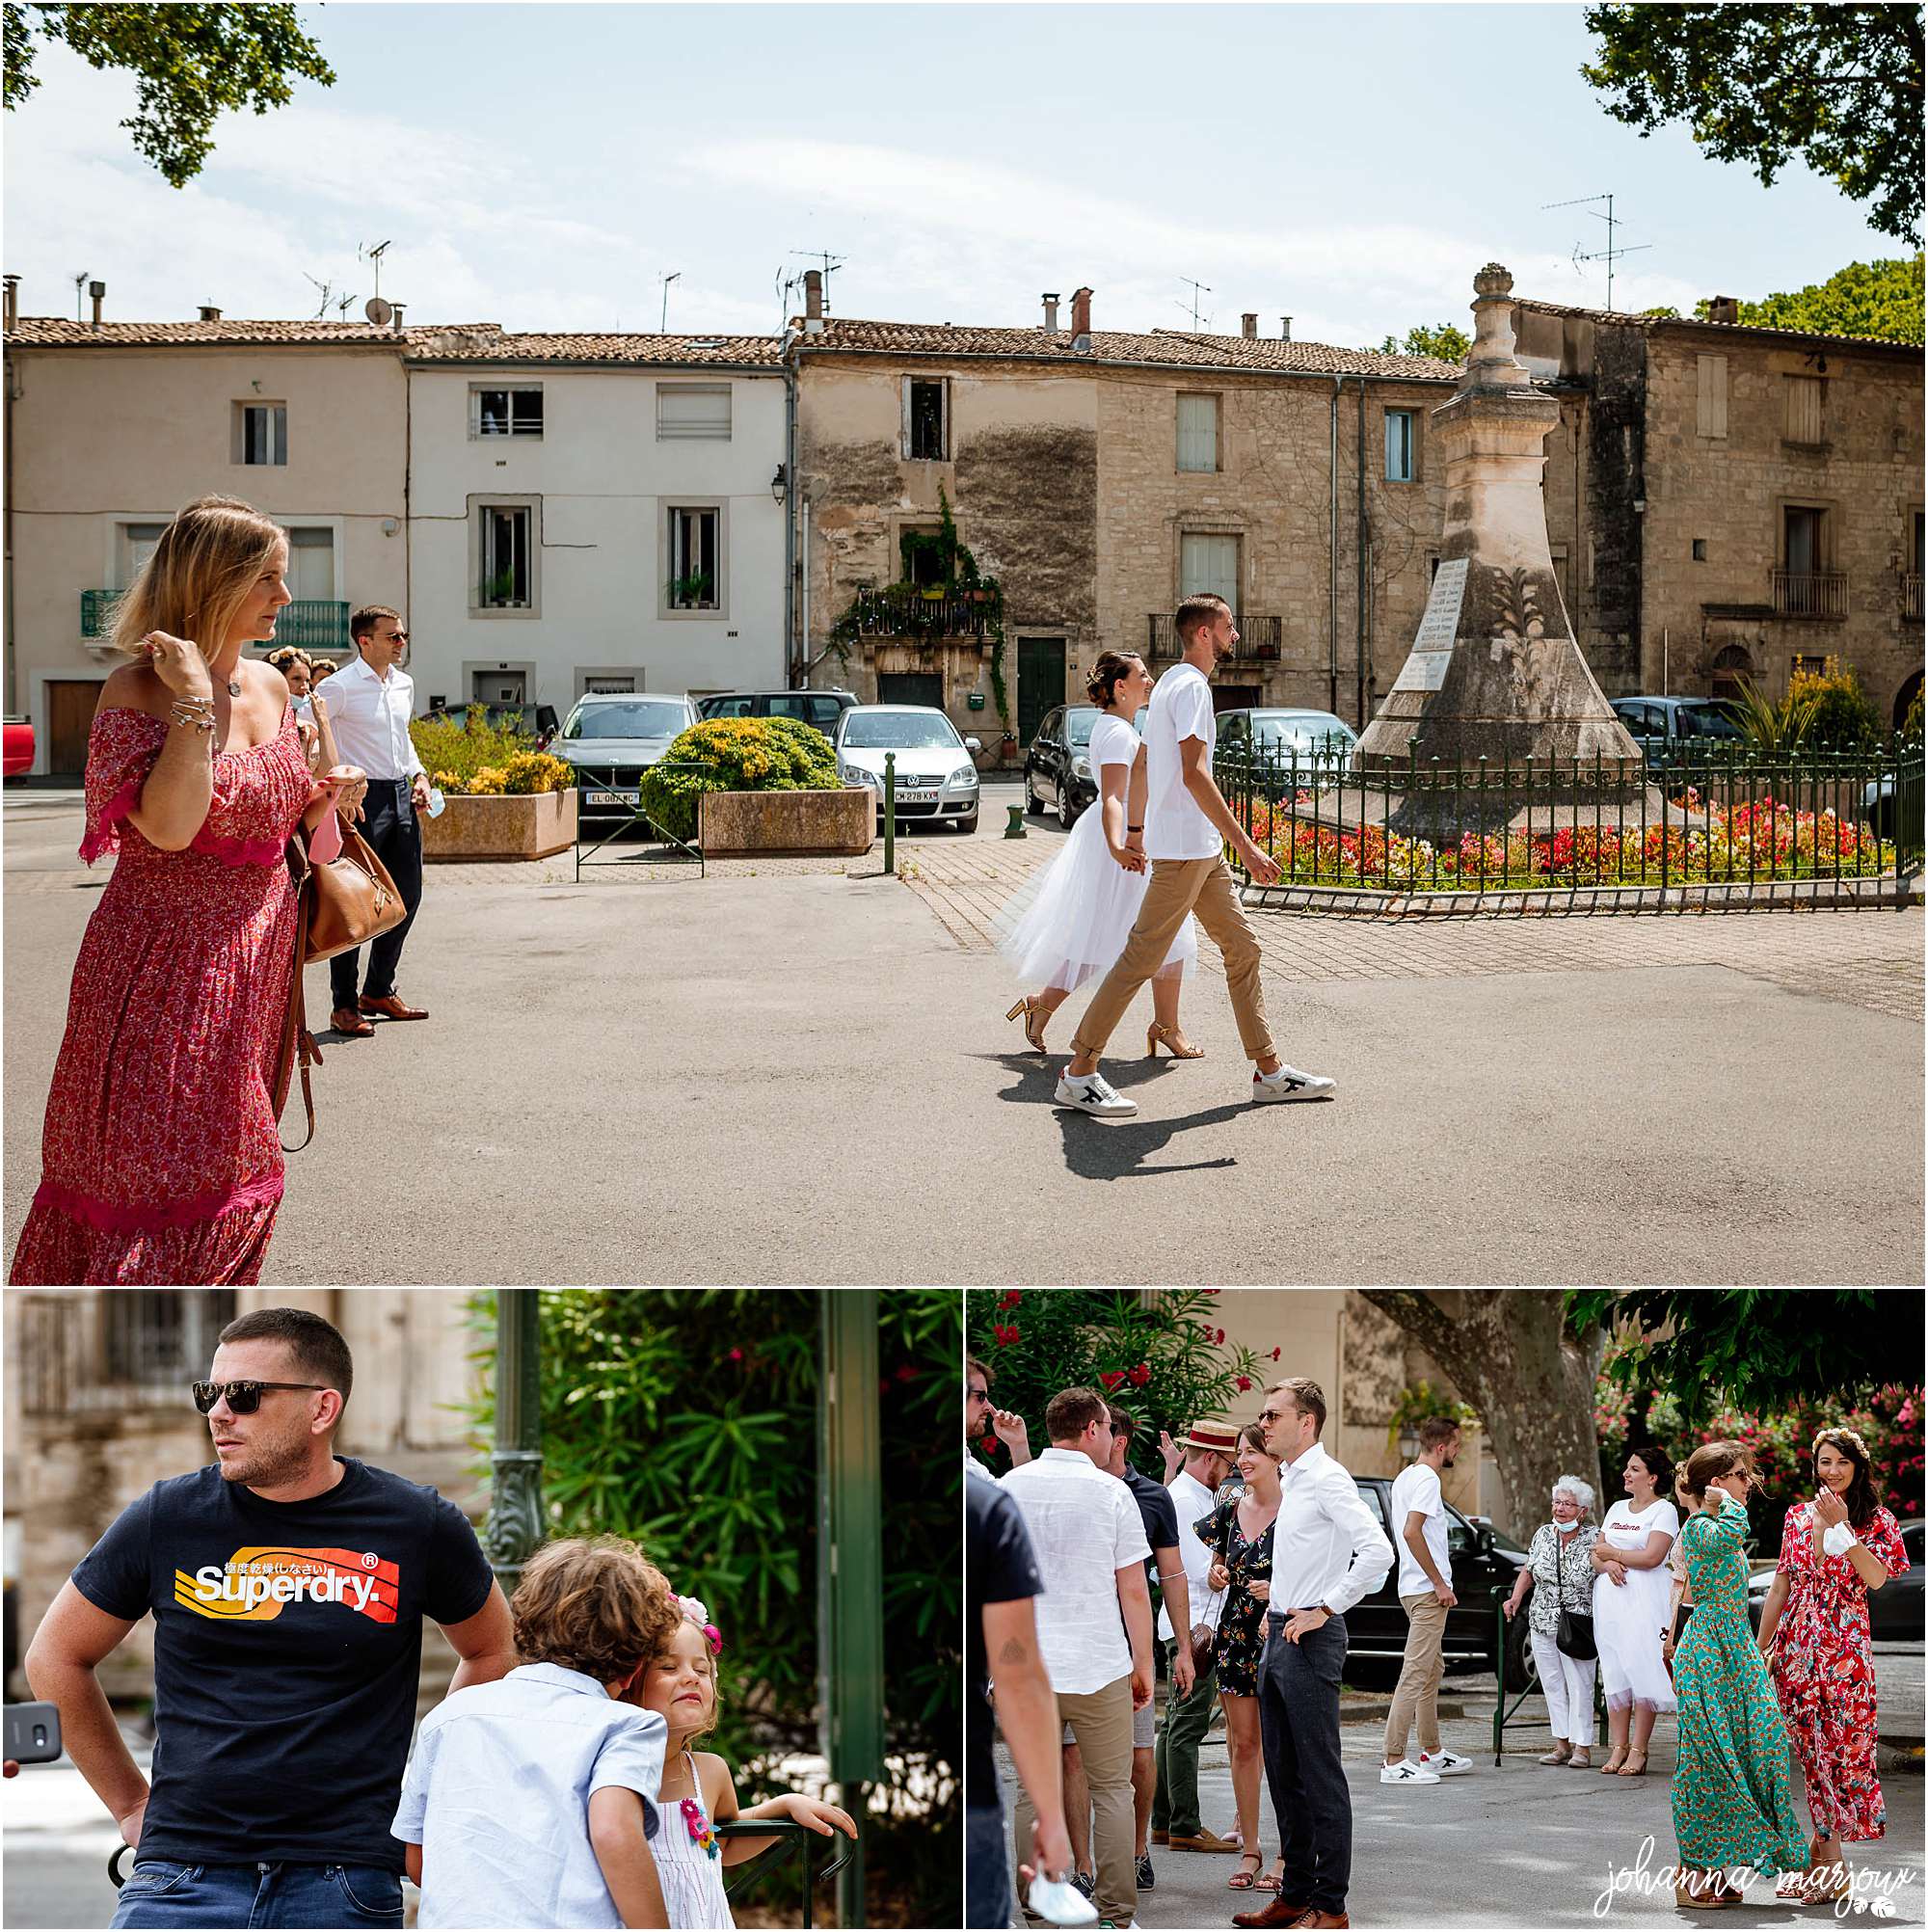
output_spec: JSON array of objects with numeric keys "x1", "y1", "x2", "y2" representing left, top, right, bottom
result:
[{"x1": 1017, "y1": 636, "x2": 1065, "y2": 745}]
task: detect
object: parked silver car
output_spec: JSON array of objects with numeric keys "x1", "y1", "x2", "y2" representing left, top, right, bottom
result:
[
  {"x1": 834, "y1": 705, "x2": 981, "y2": 832},
  {"x1": 551, "y1": 693, "x2": 697, "y2": 819}
]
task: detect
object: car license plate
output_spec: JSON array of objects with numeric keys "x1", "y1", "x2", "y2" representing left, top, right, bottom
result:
[
  {"x1": 588, "y1": 789, "x2": 638, "y2": 806},
  {"x1": 893, "y1": 789, "x2": 937, "y2": 804}
]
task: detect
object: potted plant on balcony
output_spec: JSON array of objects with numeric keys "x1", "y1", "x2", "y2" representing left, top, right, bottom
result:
[{"x1": 668, "y1": 571, "x2": 715, "y2": 608}]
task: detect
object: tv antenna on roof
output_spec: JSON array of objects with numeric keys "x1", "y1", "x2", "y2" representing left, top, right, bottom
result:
[
  {"x1": 1177, "y1": 276, "x2": 1213, "y2": 333},
  {"x1": 1542, "y1": 193, "x2": 1650, "y2": 313},
  {"x1": 335, "y1": 291, "x2": 358, "y2": 320},
  {"x1": 358, "y1": 239, "x2": 393, "y2": 300},
  {"x1": 789, "y1": 250, "x2": 846, "y2": 313},
  {"x1": 303, "y1": 273, "x2": 335, "y2": 320},
  {"x1": 72, "y1": 270, "x2": 89, "y2": 321},
  {"x1": 657, "y1": 270, "x2": 681, "y2": 335}
]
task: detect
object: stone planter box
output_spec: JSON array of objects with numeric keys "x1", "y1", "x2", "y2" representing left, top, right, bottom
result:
[
  {"x1": 421, "y1": 788, "x2": 576, "y2": 862},
  {"x1": 699, "y1": 787, "x2": 874, "y2": 857}
]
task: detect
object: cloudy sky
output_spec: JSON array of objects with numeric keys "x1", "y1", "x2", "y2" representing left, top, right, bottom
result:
[{"x1": 3, "y1": 2, "x2": 1900, "y2": 348}]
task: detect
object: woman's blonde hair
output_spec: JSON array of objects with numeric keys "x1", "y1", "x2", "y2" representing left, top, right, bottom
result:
[{"x1": 109, "y1": 496, "x2": 286, "y2": 661}]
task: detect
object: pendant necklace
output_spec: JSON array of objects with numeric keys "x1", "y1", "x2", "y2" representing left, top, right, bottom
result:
[{"x1": 228, "y1": 676, "x2": 242, "y2": 696}]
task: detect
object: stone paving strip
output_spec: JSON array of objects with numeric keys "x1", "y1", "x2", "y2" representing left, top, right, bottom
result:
[{"x1": 896, "y1": 834, "x2": 1925, "y2": 1020}]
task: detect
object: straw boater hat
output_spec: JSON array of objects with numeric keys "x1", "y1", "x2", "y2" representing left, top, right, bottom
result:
[{"x1": 1180, "y1": 1422, "x2": 1240, "y2": 1456}]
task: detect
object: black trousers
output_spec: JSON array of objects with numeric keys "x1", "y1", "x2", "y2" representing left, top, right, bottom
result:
[
  {"x1": 330, "y1": 779, "x2": 424, "y2": 1007},
  {"x1": 1258, "y1": 1611, "x2": 1351, "y2": 1916}
]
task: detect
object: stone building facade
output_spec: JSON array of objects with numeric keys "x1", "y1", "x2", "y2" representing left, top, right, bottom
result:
[
  {"x1": 1518, "y1": 299, "x2": 1925, "y2": 726},
  {"x1": 3, "y1": 1289, "x2": 479, "y2": 1708},
  {"x1": 792, "y1": 298, "x2": 1459, "y2": 757}
]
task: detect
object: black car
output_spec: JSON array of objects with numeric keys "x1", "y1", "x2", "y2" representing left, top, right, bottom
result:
[
  {"x1": 697, "y1": 689, "x2": 858, "y2": 741},
  {"x1": 1345, "y1": 1475, "x2": 1534, "y2": 1691},
  {"x1": 1748, "y1": 1517, "x2": 1923, "y2": 1642},
  {"x1": 1023, "y1": 705, "x2": 1103, "y2": 828}
]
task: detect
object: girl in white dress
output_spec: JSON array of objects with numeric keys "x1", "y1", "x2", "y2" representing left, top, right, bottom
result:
[
  {"x1": 1000, "y1": 651, "x2": 1200, "y2": 1057},
  {"x1": 637, "y1": 1594, "x2": 856, "y2": 1930},
  {"x1": 1590, "y1": 1445, "x2": 1679, "y2": 1777}
]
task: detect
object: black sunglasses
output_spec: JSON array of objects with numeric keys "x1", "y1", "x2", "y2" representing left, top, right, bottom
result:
[{"x1": 192, "y1": 1380, "x2": 326, "y2": 1415}]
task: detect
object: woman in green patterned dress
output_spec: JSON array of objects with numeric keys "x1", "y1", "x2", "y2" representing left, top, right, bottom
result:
[{"x1": 1670, "y1": 1441, "x2": 1806, "y2": 1909}]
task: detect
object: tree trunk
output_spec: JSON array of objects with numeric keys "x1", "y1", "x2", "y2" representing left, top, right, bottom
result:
[{"x1": 1358, "y1": 1292, "x2": 1606, "y2": 1538}]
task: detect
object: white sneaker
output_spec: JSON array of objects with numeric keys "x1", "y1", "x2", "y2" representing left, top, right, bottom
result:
[
  {"x1": 1054, "y1": 1071, "x2": 1138, "y2": 1117},
  {"x1": 1379, "y1": 1758, "x2": 1440, "y2": 1785},
  {"x1": 1419, "y1": 1749, "x2": 1473, "y2": 1777},
  {"x1": 1252, "y1": 1062, "x2": 1337, "y2": 1103}
]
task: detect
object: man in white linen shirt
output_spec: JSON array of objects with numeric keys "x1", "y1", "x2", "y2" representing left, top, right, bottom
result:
[
  {"x1": 1056, "y1": 592, "x2": 1335, "y2": 1118},
  {"x1": 1232, "y1": 1378, "x2": 1392, "y2": 1932},
  {"x1": 323, "y1": 605, "x2": 432, "y2": 1037},
  {"x1": 1153, "y1": 1422, "x2": 1238, "y2": 1855},
  {"x1": 1000, "y1": 1386, "x2": 1154, "y2": 1930}
]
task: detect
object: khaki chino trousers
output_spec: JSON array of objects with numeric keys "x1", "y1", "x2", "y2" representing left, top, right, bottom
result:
[
  {"x1": 1070, "y1": 856, "x2": 1275, "y2": 1062},
  {"x1": 1383, "y1": 1591, "x2": 1449, "y2": 1761},
  {"x1": 1012, "y1": 1673, "x2": 1137, "y2": 1927}
]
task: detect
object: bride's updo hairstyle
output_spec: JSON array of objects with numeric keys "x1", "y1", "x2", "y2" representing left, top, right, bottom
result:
[
  {"x1": 1086, "y1": 651, "x2": 1145, "y2": 708},
  {"x1": 110, "y1": 495, "x2": 287, "y2": 660}
]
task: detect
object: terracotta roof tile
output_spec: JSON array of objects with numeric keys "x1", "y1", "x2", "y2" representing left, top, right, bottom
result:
[
  {"x1": 1513, "y1": 296, "x2": 1918, "y2": 353},
  {"x1": 406, "y1": 329, "x2": 784, "y2": 364},
  {"x1": 793, "y1": 317, "x2": 1461, "y2": 380},
  {"x1": 8, "y1": 316, "x2": 453, "y2": 346}
]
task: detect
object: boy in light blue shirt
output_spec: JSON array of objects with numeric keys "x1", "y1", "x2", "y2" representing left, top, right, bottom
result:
[{"x1": 393, "y1": 1537, "x2": 679, "y2": 1929}]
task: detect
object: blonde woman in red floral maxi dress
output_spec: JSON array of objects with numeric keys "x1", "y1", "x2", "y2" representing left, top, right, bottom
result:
[
  {"x1": 10, "y1": 496, "x2": 365, "y2": 1286},
  {"x1": 1756, "y1": 1426, "x2": 1911, "y2": 1905}
]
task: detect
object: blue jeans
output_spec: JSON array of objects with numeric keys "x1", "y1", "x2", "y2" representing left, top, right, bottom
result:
[
  {"x1": 966, "y1": 1800, "x2": 1017, "y2": 1929},
  {"x1": 109, "y1": 1860, "x2": 403, "y2": 1928}
]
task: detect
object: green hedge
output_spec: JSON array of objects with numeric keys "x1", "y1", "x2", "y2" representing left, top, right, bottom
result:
[{"x1": 635, "y1": 716, "x2": 842, "y2": 843}]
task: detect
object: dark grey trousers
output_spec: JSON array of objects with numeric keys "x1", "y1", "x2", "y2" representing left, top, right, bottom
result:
[
  {"x1": 967, "y1": 1799, "x2": 1017, "y2": 1929},
  {"x1": 1257, "y1": 1611, "x2": 1351, "y2": 1915}
]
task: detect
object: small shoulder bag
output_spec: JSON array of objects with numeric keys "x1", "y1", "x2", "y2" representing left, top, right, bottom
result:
[{"x1": 1554, "y1": 1530, "x2": 1597, "y2": 1661}]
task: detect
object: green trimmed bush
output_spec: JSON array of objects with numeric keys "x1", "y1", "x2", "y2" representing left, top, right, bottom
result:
[{"x1": 636, "y1": 715, "x2": 842, "y2": 843}]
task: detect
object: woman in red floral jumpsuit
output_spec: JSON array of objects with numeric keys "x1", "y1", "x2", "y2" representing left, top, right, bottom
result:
[{"x1": 1756, "y1": 1426, "x2": 1910, "y2": 1903}]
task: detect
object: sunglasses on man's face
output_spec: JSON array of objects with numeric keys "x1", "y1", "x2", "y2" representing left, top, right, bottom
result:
[{"x1": 192, "y1": 1380, "x2": 326, "y2": 1415}]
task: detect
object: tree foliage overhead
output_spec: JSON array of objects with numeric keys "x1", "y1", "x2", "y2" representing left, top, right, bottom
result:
[
  {"x1": 1695, "y1": 255, "x2": 1924, "y2": 344},
  {"x1": 1566, "y1": 1289, "x2": 1926, "y2": 1431},
  {"x1": 1580, "y1": 4, "x2": 1926, "y2": 246},
  {"x1": 3, "y1": 3, "x2": 335, "y2": 187},
  {"x1": 1379, "y1": 322, "x2": 1471, "y2": 362}
]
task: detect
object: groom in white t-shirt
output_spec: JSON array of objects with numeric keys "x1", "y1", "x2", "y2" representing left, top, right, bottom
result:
[{"x1": 1056, "y1": 594, "x2": 1335, "y2": 1116}]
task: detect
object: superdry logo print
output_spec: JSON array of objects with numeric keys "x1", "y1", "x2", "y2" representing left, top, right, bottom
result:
[{"x1": 174, "y1": 1546, "x2": 400, "y2": 1624}]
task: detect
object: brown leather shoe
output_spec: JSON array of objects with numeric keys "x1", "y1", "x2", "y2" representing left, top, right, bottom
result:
[
  {"x1": 1169, "y1": 1829, "x2": 1240, "y2": 1852},
  {"x1": 1229, "y1": 1898, "x2": 1312, "y2": 1929},
  {"x1": 1151, "y1": 1831, "x2": 1170, "y2": 1846},
  {"x1": 331, "y1": 1006, "x2": 375, "y2": 1037},
  {"x1": 360, "y1": 995, "x2": 429, "y2": 1021},
  {"x1": 1293, "y1": 1915, "x2": 1349, "y2": 1930}
]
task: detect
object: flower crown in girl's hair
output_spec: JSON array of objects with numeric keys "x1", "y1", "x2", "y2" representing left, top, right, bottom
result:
[{"x1": 665, "y1": 1583, "x2": 724, "y2": 1657}]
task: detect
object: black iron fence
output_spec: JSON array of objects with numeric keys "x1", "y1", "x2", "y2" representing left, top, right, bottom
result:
[
  {"x1": 1213, "y1": 736, "x2": 1924, "y2": 907},
  {"x1": 844, "y1": 585, "x2": 998, "y2": 639}
]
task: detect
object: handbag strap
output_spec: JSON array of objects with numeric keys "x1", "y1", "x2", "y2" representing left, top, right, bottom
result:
[{"x1": 273, "y1": 835, "x2": 322, "y2": 1153}]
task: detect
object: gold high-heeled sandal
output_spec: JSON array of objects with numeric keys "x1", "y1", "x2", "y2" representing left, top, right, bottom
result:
[
  {"x1": 1146, "y1": 1022, "x2": 1204, "y2": 1060},
  {"x1": 1005, "y1": 996, "x2": 1048, "y2": 1052}
]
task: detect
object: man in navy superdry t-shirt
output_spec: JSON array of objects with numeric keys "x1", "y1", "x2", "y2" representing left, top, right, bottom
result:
[{"x1": 25, "y1": 1306, "x2": 517, "y2": 1930}]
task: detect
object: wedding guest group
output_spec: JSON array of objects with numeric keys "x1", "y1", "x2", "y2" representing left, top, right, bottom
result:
[{"x1": 10, "y1": 496, "x2": 369, "y2": 1286}]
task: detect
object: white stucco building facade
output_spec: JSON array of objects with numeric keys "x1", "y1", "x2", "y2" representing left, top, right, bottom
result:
[{"x1": 402, "y1": 329, "x2": 790, "y2": 715}]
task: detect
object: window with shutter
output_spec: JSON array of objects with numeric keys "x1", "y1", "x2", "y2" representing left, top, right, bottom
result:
[
  {"x1": 656, "y1": 385, "x2": 733, "y2": 441},
  {"x1": 1783, "y1": 377, "x2": 1824, "y2": 445},
  {"x1": 1384, "y1": 410, "x2": 1415, "y2": 482},
  {"x1": 1176, "y1": 394, "x2": 1219, "y2": 472},
  {"x1": 1696, "y1": 356, "x2": 1728, "y2": 439},
  {"x1": 285, "y1": 526, "x2": 335, "y2": 603},
  {"x1": 1179, "y1": 532, "x2": 1241, "y2": 609}
]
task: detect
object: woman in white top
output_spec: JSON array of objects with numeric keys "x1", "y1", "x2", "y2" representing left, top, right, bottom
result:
[
  {"x1": 1591, "y1": 1444, "x2": 1679, "y2": 1777},
  {"x1": 1000, "y1": 652, "x2": 1198, "y2": 1056}
]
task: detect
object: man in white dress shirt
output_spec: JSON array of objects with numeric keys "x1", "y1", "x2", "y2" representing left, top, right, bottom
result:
[
  {"x1": 1153, "y1": 1423, "x2": 1237, "y2": 1855},
  {"x1": 323, "y1": 606, "x2": 432, "y2": 1037},
  {"x1": 1233, "y1": 1379, "x2": 1392, "y2": 1932},
  {"x1": 1000, "y1": 1386, "x2": 1154, "y2": 1930}
]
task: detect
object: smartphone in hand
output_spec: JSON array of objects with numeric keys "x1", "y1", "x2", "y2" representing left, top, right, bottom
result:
[{"x1": 4, "y1": 1701, "x2": 63, "y2": 1765}]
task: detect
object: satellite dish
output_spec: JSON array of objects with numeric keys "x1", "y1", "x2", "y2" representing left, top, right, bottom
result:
[{"x1": 364, "y1": 297, "x2": 394, "y2": 326}]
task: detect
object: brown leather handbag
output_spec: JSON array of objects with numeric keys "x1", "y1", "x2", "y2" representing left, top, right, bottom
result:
[{"x1": 272, "y1": 816, "x2": 407, "y2": 1149}]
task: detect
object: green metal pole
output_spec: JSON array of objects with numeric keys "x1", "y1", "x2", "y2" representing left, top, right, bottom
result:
[
  {"x1": 482, "y1": 1289, "x2": 546, "y2": 1594},
  {"x1": 883, "y1": 753, "x2": 896, "y2": 877},
  {"x1": 818, "y1": 1291, "x2": 885, "y2": 1927}
]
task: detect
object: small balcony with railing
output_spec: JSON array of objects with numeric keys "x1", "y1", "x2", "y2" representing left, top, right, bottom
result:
[
  {"x1": 1147, "y1": 613, "x2": 1284, "y2": 660},
  {"x1": 1903, "y1": 574, "x2": 1923, "y2": 623},
  {"x1": 80, "y1": 591, "x2": 353, "y2": 654},
  {"x1": 841, "y1": 584, "x2": 1000, "y2": 641},
  {"x1": 1769, "y1": 571, "x2": 1850, "y2": 620}
]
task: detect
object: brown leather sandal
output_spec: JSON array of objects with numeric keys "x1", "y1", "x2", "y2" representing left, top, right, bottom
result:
[{"x1": 1228, "y1": 1853, "x2": 1265, "y2": 1891}]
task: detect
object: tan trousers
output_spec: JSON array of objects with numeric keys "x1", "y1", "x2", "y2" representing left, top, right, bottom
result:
[
  {"x1": 1383, "y1": 1591, "x2": 1448, "y2": 1760},
  {"x1": 1013, "y1": 1674, "x2": 1137, "y2": 1927},
  {"x1": 1070, "y1": 856, "x2": 1275, "y2": 1061}
]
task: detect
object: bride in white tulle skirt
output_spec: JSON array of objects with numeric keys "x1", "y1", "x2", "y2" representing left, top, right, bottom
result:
[{"x1": 997, "y1": 651, "x2": 1200, "y2": 1058}]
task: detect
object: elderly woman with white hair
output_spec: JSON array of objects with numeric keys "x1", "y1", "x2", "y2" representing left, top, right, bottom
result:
[{"x1": 1502, "y1": 1475, "x2": 1601, "y2": 1766}]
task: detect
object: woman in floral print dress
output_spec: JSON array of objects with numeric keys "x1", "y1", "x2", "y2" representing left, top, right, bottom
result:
[
  {"x1": 9, "y1": 496, "x2": 364, "y2": 1286},
  {"x1": 1758, "y1": 1426, "x2": 1911, "y2": 1902},
  {"x1": 1669, "y1": 1442, "x2": 1805, "y2": 1909}
]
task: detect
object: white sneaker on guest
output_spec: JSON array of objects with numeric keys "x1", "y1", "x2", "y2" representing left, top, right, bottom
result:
[
  {"x1": 1379, "y1": 1758, "x2": 1440, "y2": 1784},
  {"x1": 1252, "y1": 1063, "x2": 1337, "y2": 1103},
  {"x1": 1054, "y1": 1071, "x2": 1137, "y2": 1117},
  {"x1": 1419, "y1": 1749, "x2": 1474, "y2": 1776}
]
